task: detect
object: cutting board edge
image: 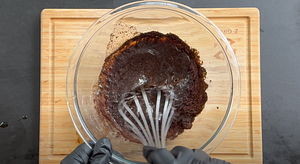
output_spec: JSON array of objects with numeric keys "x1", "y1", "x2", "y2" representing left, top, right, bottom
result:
[{"x1": 39, "y1": 8, "x2": 262, "y2": 164}]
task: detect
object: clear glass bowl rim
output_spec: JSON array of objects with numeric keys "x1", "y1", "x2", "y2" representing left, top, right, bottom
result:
[{"x1": 66, "y1": 1, "x2": 241, "y2": 163}]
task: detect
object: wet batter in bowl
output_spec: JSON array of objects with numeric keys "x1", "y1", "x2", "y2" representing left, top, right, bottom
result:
[{"x1": 94, "y1": 31, "x2": 208, "y2": 143}]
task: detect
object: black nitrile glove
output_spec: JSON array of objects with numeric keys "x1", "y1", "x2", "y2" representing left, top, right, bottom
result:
[
  {"x1": 143, "y1": 146, "x2": 230, "y2": 164},
  {"x1": 61, "y1": 137, "x2": 123, "y2": 164}
]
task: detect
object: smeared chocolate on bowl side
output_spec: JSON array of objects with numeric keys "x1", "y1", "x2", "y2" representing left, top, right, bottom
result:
[{"x1": 94, "y1": 31, "x2": 208, "y2": 143}]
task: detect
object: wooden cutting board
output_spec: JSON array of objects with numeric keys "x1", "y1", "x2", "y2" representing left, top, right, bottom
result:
[{"x1": 40, "y1": 8, "x2": 261, "y2": 163}]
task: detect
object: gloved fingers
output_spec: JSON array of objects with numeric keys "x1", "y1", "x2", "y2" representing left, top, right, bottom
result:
[
  {"x1": 86, "y1": 140, "x2": 96, "y2": 149},
  {"x1": 143, "y1": 146, "x2": 175, "y2": 164},
  {"x1": 170, "y1": 146, "x2": 194, "y2": 163},
  {"x1": 192, "y1": 149, "x2": 231, "y2": 164},
  {"x1": 170, "y1": 146, "x2": 193, "y2": 158},
  {"x1": 60, "y1": 141, "x2": 94, "y2": 164},
  {"x1": 89, "y1": 137, "x2": 113, "y2": 164},
  {"x1": 191, "y1": 149, "x2": 210, "y2": 162},
  {"x1": 143, "y1": 146, "x2": 159, "y2": 159}
]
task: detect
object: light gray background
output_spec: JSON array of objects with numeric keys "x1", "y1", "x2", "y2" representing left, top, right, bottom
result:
[{"x1": 0, "y1": 0, "x2": 300, "y2": 163}]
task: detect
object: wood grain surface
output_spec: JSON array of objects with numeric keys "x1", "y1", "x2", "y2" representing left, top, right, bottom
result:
[{"x1": 40, "y1": 8, "x2": 261, "y2": 163}]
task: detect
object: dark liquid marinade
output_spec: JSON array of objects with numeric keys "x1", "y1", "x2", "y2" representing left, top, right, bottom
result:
[{"x1": 94, "y1": 31, "x2": 208, "y2": 143}]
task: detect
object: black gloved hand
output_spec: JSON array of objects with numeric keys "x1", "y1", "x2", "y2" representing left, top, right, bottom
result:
[
  {"x1": 61, "y1": 137, "x2": 123, "y2": 164},
  {"x1": 143, "y1": 146, "x2": 230, "y2": 164}
]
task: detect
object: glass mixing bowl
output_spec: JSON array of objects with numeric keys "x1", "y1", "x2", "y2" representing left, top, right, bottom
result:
[{"x1": 66, "y1": 1, "x2": 240, "y2": 163}]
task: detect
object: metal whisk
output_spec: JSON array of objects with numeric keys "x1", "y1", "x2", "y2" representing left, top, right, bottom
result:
[{"x1": 118, "y1": 87, "x2": 175, "y2": 148}]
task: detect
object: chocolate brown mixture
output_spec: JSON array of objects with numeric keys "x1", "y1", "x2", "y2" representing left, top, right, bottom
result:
[{"x1": 94, "y1": 31, "x2": 208, "y2": 143}]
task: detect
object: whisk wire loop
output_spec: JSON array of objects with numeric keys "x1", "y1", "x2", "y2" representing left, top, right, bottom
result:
[{"x1": 118, "y1": 88, "x2": 174, "y2": 148}]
